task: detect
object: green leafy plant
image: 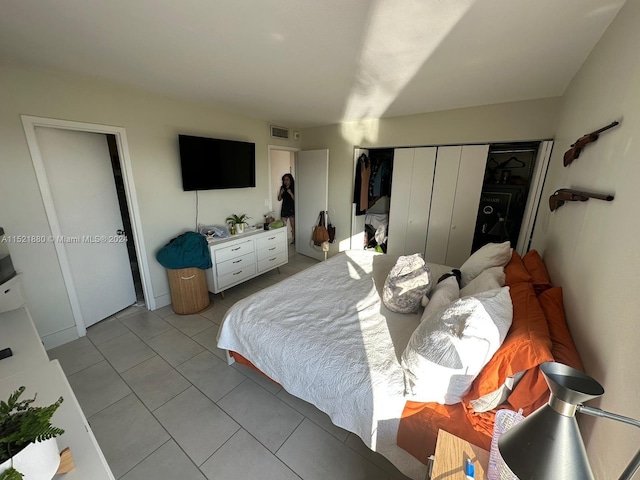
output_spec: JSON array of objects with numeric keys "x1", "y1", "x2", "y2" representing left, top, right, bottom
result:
[
  {"x1": 225, "y1": 213, "x2": 251, "y2": 227},
  {"x1": 0, "y1": 386, "x2": 64, "y2": 480}
]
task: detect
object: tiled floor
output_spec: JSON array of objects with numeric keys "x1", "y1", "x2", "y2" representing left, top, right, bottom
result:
[{"x1": 48, "y1": 247, "x2": 412, "y2": 480}]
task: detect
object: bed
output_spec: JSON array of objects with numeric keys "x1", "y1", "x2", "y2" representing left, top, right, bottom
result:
[{"x1": 216, "y1": 247, "x2": 584, "y2": 480}]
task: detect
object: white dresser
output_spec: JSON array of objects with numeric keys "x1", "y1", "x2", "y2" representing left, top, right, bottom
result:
[
  {"x1": 0, "y1": 275, "x2": 115, "y2": 479},
  {"x1": 206, "y1": 227, "x2": 288, "y2": 296}
]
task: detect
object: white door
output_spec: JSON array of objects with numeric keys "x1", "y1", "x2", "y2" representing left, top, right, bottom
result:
[
  {"x1": 516, "y1": 140, "x2": 553, "y2": 255},
  {"x1": 387, "y1": 147, "x2": 437, "y2": 256},
  {"x1": 425, "y1": 145, "x2": 489, "y2": 267},
  {"x1": 35, "y1": 127, "x2": 136, "y2": 328},
  {"x1": 295, "y1": 149, "x2": 329, "y2": 261}
]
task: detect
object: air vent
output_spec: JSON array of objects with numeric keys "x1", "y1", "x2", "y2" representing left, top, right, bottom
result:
[{"x1": 270, "y1": 125, "x2": 290, "y2": 139}]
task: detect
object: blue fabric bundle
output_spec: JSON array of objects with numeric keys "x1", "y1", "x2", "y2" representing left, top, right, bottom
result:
[{"x1": 156, "y1": 231, "x2": 212, "y2": 269}]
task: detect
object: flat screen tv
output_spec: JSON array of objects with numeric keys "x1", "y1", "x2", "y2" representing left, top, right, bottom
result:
[{"x1": 179, "y1": 134, "x2": 256, "y2": 191}]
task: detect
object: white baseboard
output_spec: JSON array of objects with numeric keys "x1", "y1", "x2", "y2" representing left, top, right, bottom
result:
[
  {"x1": 42, "y1": 326, "x2": 80, "y2": 350},
  {"x1": 153, "y1": 293, "x2": 172, "y2": 309}
]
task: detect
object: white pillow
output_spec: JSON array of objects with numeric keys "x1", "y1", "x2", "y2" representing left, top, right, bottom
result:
[
  {"x1": 459, "y1": 241, "x2": 512, "y2": 287},
  {"x1": 460, "y1": 267, "x2": 505, "y2": 298},
  {"x1": 420, "y1": 276, "x2": 460, "y2": 322},
  {"x1": 401, "y1": 287, "x2": 513, "y2": 404}
]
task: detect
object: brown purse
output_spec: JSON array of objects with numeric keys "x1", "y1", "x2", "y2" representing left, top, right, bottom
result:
[{"x1": 312, "y1": 211, "x2": 330, "y2": 246}]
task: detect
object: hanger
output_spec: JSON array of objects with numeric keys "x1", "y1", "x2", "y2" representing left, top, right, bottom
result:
[{"x1": 498, "y1": 156, "x2": 526, "y2": 169}]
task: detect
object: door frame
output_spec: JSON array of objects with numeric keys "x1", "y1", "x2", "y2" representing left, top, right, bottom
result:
[
  {"x1": 515, "y1": 140, "x2": 554, "y2": 255},
  {"x1": 21, "y1": 115, "x2": 155, "y2": 337},
  {"x1": 268, "y1": 144, "x2": 300, "y2": 248},
  {"x1": 267, "y1": 144, "x2": 300, "y2": 213}
]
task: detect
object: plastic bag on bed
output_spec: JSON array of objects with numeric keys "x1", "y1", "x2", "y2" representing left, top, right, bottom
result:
[{"x1": 382, "y1": 253, "x2": 432, "y2": 313}]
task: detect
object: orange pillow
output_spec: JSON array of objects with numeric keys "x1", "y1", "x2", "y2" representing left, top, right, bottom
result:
[
  {"x1": 538, "y1": 287, "x2": 584, "y2": 371},
  {"x1": 464, "y1": 282, "x2": 553, "y2": 403},
  {"x1": 523, "y1": 250, "x2": 551, "y2": 284},
  {"x1": 504, "y1": 251, "x2": 532, "y2": 286}
]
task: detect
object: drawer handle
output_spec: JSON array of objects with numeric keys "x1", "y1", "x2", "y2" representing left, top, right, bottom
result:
[
  {"x1": 180, "y1": 275, "x2": 196, "y2": 280},
  {"x1": 233, "y1": 259, "x2": 242, "y2": 263},
  {"x1": 269, "y1": 257, "x2": 276, "y2": 261},
  {"x1": 268, "y1": 236, "x2": 276, "y2": 240},
  {"x1": 269, "y1": 247, "x2": 276, "y2": 251},
  {"x1": 231, "y1": 247, "x2": 241, "y2": 251},
  {"x1": 233, "y1": 270, "x2": 243, "y2": 275}
]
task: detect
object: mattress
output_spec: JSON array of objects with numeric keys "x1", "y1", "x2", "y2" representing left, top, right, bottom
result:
[{"x1": 217, "y1": 250, "x2": 450, "y2": 479}]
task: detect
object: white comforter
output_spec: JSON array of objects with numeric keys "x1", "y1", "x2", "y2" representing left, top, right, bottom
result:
[{"x1": 217, "y1": 250, "x2": 451, "y2": 479}]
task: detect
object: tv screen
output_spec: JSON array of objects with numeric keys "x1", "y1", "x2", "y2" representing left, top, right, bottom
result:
[{"x1": 179, "y1": 134, "x2": 256, "y2": 191}]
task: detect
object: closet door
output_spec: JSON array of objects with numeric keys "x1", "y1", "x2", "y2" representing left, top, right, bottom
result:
[
  {"x1": 387, "y1": 147, "x2": 437, "y2": 256},
  {"x1": 425, "y1": 145, "x2": 489, "y2": 267}
]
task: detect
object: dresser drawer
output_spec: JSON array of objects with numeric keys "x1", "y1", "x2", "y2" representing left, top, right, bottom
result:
[
  {"x1": 255, "y1": 230, "x2": 285, "y2": 250},
  {"x1": 257, "y1": 250, "x2": 287, "y2": 273},
  {"x1": 217, "y1": 252, "x2": 256, "y2": 276},
  {"x1": 214, "y1": 239, "x2": 255, "y2": 263},
  {"x1": 257, "y1": 241, "x2": 285, "y2": 261},
  {"x1": 218, "y1": 264, "x2": 257, "y2": 289}
]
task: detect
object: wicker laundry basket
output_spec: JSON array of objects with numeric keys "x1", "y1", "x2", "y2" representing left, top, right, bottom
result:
[{"x1": 166, "y1": 267, "x2": 210, "y2": 314}]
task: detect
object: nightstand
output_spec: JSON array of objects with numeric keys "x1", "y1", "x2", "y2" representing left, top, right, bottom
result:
[{"x1": 430, "y1": 430, "x2": 489, "y2": 479}]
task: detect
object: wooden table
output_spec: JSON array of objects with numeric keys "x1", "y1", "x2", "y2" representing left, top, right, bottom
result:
[{"x1": 430, "y1": 430, "x2": 490, "y2": 479}]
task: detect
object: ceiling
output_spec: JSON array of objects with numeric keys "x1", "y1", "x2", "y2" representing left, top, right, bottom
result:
[{"x1": 0, "y1": 0, "x2": 628, "y2": 128}]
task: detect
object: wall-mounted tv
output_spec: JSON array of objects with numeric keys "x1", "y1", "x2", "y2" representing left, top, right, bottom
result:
[{"x1": 179, "y1": 134, "x2": 256, "y2": 191}]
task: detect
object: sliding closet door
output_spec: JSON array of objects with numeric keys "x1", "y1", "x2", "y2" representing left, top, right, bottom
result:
[
  {"x1": 446, "y1": 145, "x2": 489, "y2": 267},
  {"x1": 387, "y1": 147, "x2": 437, "y2": 256},
  {"x1": 424, "y1": 146, "x2": 461, "y2": 264},
  {"x1": 425, "y1": 145, "x2": 488, "y2": 267}
]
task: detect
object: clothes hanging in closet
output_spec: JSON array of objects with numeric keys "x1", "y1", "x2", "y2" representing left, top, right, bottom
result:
[
  {"x1": 353, "y1": 153, "x2": 371, "y2": 215},
  {"x1": 354, "y1": 152, "x2": 393, "y2": 215}
]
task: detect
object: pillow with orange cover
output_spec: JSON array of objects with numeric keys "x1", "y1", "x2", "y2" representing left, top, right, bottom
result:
[
  {"x1": 463, "y1": 282, "x2": 553, "y2": 408},
  {"x1": 523, "y1": 250, "x2": 551, "y2": 284},
  {"x1": 504, "y1": 250, "x2": 532, "y2": 286},
  {"x1": 538, "y1": 286, "x2": 584, "y2": 371}
]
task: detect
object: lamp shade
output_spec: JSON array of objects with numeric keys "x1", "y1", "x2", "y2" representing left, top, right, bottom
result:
[{"x1": 498, "y1": 362, "x2": 605, "y2": 480}]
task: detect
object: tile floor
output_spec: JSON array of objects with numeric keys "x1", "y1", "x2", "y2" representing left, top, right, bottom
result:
[{"x1": 48, "y1": 247, "x2": 412, "y2": 480}]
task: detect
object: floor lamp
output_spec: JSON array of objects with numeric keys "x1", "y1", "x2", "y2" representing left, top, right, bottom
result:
[{"x1": 498, "y1": 362, "x2": 640, "y2": 479}]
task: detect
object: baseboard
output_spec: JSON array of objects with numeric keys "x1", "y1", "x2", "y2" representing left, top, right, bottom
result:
[
  {"x1": 153, "y1": 293, "x2": 172, "y2": 309},
  {"x1": 42, "y1": 326, "x2": 80, "y2": 350}
]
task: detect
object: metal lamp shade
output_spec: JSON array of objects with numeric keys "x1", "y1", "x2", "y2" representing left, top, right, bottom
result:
[{"x1": 498, "y1": 362, "x2": 605, "y2": 480}]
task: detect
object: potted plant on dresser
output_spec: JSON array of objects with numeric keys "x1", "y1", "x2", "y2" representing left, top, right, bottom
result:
[
  {"x1": 225, "y1": 213, "x2": 251, "y2": 234},
  {"x1": 0, "y1": 386, "x2": 64, "y2": 480}
]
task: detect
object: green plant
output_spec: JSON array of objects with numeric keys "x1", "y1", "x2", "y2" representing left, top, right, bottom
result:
[
  {"x1": 0, "y1": 386, "x2": 64, "y2": 480},
  {"x1": 225, "y1": 213, "x2": 251, "y2": 227}
]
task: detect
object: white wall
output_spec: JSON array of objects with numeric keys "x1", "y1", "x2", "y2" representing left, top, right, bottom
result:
[
  {"x1": 530, "y1": 0, "x2": 640, "y2": 476},
  {"x1": 300, "y1": 98, "x2": 561, "y2": 256},
  {"x1": 0, "y1": 63, "x2": 298, "y2": 348}
]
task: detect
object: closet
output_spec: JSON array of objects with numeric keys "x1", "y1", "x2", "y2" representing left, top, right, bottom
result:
[{"x1": 351, "y1": 140, "x2": 552, "y2": 266}]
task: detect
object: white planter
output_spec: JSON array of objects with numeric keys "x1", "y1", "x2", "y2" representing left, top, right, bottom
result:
[
  {"x1": 235, "y1": 223, "x2": 244, "y2": 234},
  {"x1": 0, "y1": 438, "x2": 60, "y2": 479}
]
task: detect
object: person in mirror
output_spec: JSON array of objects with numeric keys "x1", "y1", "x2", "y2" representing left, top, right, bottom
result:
[{"x1": 278, "y1": 173, "x2": 295, "y2": 244}]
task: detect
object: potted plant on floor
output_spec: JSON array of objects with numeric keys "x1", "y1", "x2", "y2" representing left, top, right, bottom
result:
[
  {"x1": 225, "y1": 213, "x2": 251, "y2": 234},
  {"x1": 0, "y1": 386, "x2": 64, "y2": 480}
]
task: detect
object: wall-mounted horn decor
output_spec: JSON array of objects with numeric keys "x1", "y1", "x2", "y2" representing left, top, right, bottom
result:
[
  {"x1": 563, "y1": 120, "x2": 620, "y2": 167},
  {"x1": 549, "y1": 189, "x2": 614, "y2": 211}
]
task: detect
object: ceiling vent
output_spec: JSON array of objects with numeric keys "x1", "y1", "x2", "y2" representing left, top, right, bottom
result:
[{"x1": 270, "y1": 125, "x2": 290, "y2": 139}]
